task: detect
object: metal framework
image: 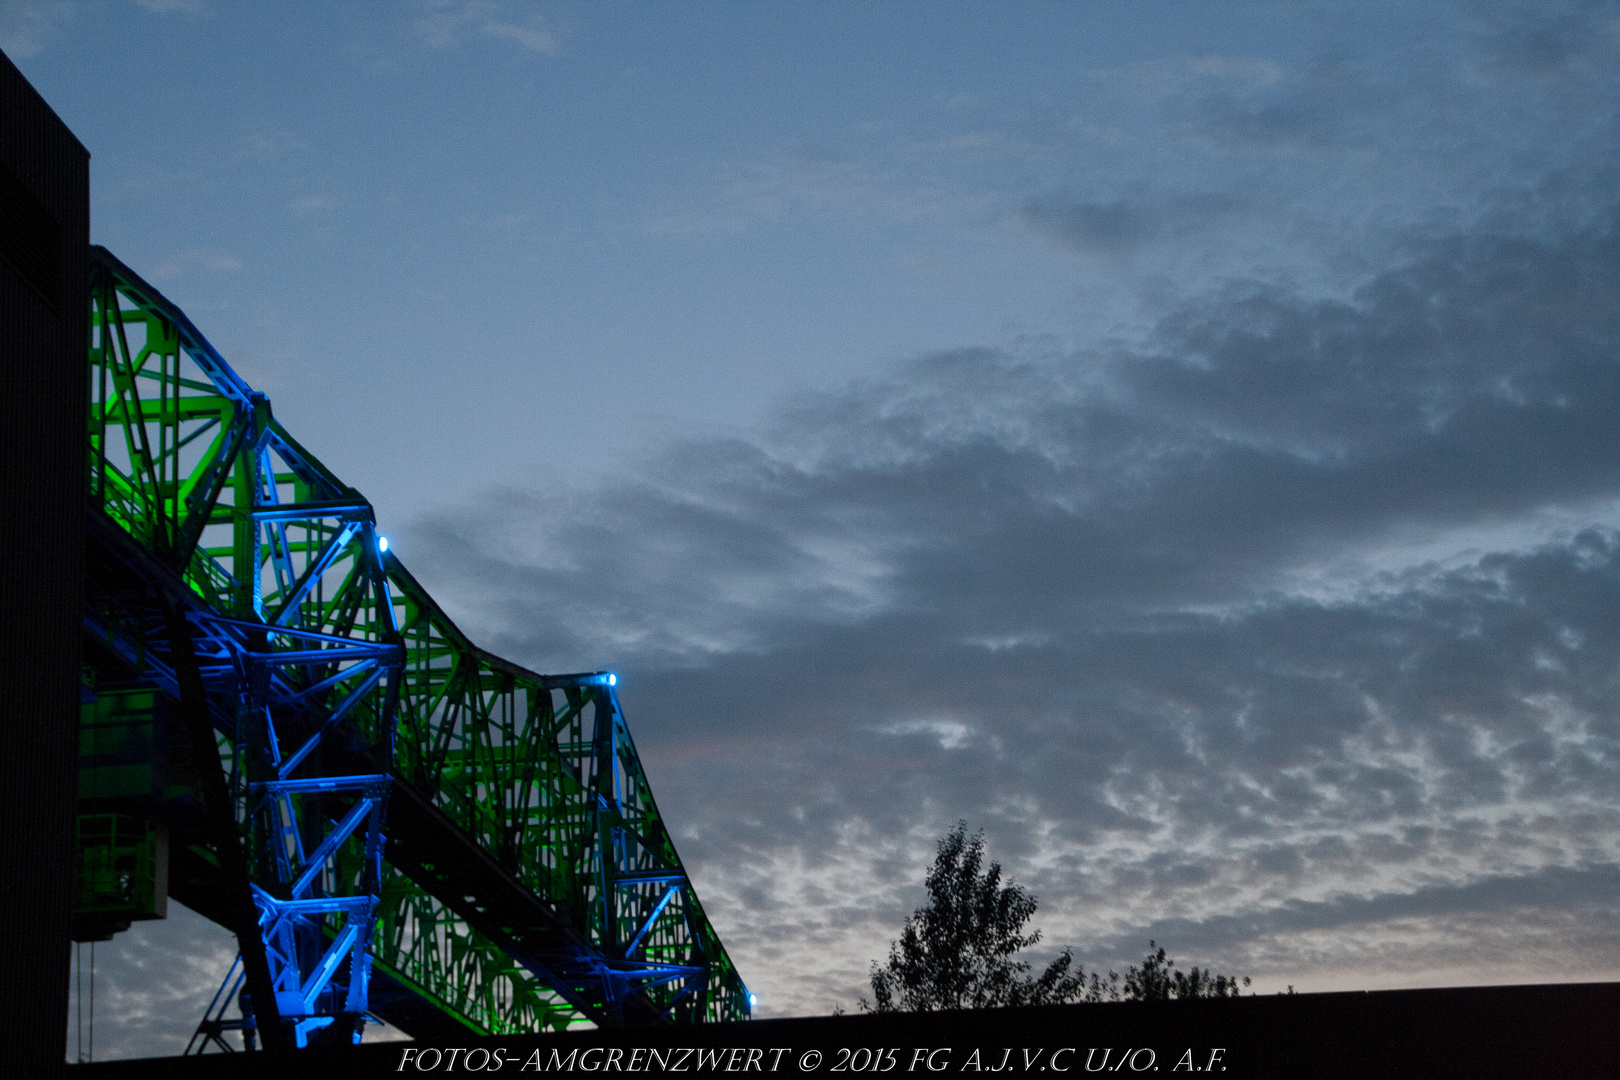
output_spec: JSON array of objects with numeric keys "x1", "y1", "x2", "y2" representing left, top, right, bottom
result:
[{"x1": 77, "y1": 246, "x2": 750, "y2": 1048}]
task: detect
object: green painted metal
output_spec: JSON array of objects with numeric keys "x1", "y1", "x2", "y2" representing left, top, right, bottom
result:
[
  {"x1": 377, "y1": 565, "x2": 749, "y2": 1028},
  {"x1": 73, "y1": 813, "x2": 168, "y2": 931},
  {"x1": 81, "y1": 246, "x2": 750, "y2": 1034}
]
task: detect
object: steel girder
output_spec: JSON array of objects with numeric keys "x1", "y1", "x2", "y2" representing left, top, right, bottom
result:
[{"x1": 79, "y1": 246, "x2": 750, "y2": 1044}]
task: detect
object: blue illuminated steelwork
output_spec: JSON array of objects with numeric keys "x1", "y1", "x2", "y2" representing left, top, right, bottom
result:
[{"x1": 81, "y1": 245, "x2": 751, "y2": 1048}]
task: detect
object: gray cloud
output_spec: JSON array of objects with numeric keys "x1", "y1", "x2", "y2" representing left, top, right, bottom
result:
[
  {"x1": 66, "y1": 903, "x2": 235, "y2": 1062},
  {"x1": 410, "y1": 0, "x2": 559, "y2": 56},
  {"x1": 1192, "y1": 57, "x2": 1412, "y2": 151},
  {"x1": 0, "y1": 0, "x2": 74, "y2": 58},
  {"x1": 399, "y1": 196, "x2": 1620, "y2": 1013},
  {"x1": 1021, "y1": 192, "x2": 1248, "y2": 258},
  {"x1": 1467, "y1": 0, "x2": 1620, "y2": 78}
]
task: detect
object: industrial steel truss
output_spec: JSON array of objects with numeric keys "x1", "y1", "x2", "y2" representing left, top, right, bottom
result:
[{"x1": 79, "y1": 246, "x2": 750, "y2": 1047}]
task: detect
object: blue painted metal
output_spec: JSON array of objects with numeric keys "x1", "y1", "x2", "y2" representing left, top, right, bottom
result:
[{"x1": 81, "y1": 244, "x2": 751, "y2": 1048}]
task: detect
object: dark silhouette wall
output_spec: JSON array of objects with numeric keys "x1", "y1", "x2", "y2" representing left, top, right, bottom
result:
[
  {"x1": 0, "y1": 45, "x2": 89, "y2": 1079},
  {"x1": 70, "y1": 982, "x2": 1620, "y2": 1079}
]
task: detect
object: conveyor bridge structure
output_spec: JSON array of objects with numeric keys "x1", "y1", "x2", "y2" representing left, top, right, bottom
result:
[{"x1": 74, "y1": 246, "x2": 750, "y2": 1049}]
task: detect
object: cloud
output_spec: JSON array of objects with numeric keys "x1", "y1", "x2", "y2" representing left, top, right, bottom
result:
[
  {"x1": 133, "y1": 0, "x2": 207, "y2": 14},
  {"x1": 641, "y1": 145, "x2": 970, "y2": 237},
  {"x1": 0, "y1": 1, "x2": 75, "y2": 58},
  {"x1": 411, "y1": 0, "x2": 559, "y2": 56},
  {"x1": 148, "y1": 248, "x2": 243, "y2": 277},
  {"x1": 234, "y1": 130, "x2": 309, "y2": 165},
  {"x1": 1466, "y1": 0, "x2": 1620, "y2": 78},
  {"x1": 400, "y1": 192, "x2": 1620, "y2": 1014},
  {"x1": 66, "y1": 902, "x2": 236, "y2": 1061},
  {"x1": 289, "y1": 194, "x2": 336, "y2": 215},
  {"x1": 1194, "y1": 58, "x2": 1408, "y2": 150},
  {"x1": 1021, "y1": 191, "x2": 1248, "y2": 258},
  {"x1": 1084, "y1": 54, "x2": 1286, "y2": 101}
]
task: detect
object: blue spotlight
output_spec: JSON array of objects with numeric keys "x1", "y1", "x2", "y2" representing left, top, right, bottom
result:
[
  {"x1": 607, "y1": 673, "x2": 617, "y2": 686},
  {"x1": 378, "y1": 535, "x2": 389, "y2": 553}
]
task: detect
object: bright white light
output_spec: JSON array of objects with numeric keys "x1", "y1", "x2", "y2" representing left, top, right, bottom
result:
[
  {"x1": 378, "y1": 535, "x2": 389, "y2": 552},
  {"x1": 749, "y1": 994, "x2": 757, "y2": 1008},
  {"x1": 607, "y1": 673, "x2": 617, "y2": 686}
]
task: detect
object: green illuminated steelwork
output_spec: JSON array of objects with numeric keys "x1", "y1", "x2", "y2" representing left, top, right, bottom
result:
[
  {"x1": 73, "y1": 813, "x2": 168, "y2": 931},
  {"x1": 374, "y1": 565, "x2": 749, "y2": 1027},
  {"x1": 80, "y1": 246, "x2": 750, "y2": 1038}
]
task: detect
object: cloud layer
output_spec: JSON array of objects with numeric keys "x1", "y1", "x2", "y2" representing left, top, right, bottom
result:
[{"x1": 405, "y1": 190, "x2": 1620, "y2": 1013}]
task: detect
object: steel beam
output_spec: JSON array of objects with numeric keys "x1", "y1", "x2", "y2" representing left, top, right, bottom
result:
[{"x1": 78, "y1": 245, "x2": 751, "y2": 1049}]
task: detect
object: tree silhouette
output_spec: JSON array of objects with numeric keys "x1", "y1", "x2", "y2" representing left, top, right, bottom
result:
[
  {"x1": 862, "y1": 824, "x2": 1250, "y2": 1011},
  {"x1": 1122, "y1": 942, "x2": 1250, "y2": 1001},
  {"x1": 862, "y1": 823, "x2": 1096, "y2": 1011}
]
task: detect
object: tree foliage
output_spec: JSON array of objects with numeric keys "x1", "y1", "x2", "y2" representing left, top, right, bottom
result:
[
  {"x1": 862, "y1": 823, "x2": 1091, "y2": 1011},
  {"x1": 862, "y1": 823, "x2": 1249, "y2": 1012},
  {"x1": 1120, "y1": 942, "x2": 1250, "y2": 1001}
]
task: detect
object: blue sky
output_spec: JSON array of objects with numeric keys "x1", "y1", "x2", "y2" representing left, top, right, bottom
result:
[{"x1": 11, "y1": 0, "x2": 1620, "y2": 1057}]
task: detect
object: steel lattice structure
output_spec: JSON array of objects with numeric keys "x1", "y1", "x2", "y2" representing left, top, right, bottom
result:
[{"x1": 76, "y1": 246, "x2": 750, "y2": 1049}]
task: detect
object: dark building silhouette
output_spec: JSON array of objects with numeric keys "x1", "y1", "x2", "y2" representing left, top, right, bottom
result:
[{"x1": 0, "y1": 45, "x2": 89, "y2": 1078}]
